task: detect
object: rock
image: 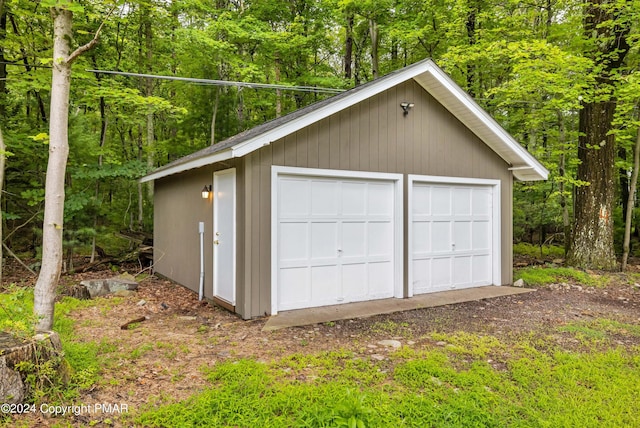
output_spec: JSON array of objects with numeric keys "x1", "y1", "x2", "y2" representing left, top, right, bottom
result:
[
  {"x1": 552, "y1": 258, "x2": 565, "y2": 265},
  {"x1": 137, "y1": 299, "x2": 147, "y2": 306},
  {"x1": 370, "y1": 354, "x2": 386, "y2": 361},
  {"x1": 513, "y1": 279, "x2": 525, "y2": 288},
  {"x1": 377, "y1": 339, "x2": 401, "y2": 349},
  {"x1": 80, "y1": 274, "x2": 138, "y2": 298}
]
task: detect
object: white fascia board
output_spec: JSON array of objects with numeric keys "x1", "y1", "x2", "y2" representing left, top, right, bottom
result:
[
  {"x1": 139, "y1": 149, "x2": 233, "y2": 183},
  {"x1": 419, "y1": 63, "x2": 549, "y2": 182},
  {"x1": 232, "y1": 63, "x2": 433, "y2": 159}
]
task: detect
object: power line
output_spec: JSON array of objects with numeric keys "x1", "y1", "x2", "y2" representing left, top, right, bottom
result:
[{"x1": 86, "y1": 69, "x2": 345, "y2": 94}]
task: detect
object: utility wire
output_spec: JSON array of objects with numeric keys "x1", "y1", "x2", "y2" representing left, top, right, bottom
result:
[{"x1": 86, "y1": 69, "x2": 345, "y2": 94}]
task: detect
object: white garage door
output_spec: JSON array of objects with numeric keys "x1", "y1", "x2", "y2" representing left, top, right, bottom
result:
[
  {"x1": 274, "y1": 169, "x2": 401, "y2": 312},
  {"x1": 410, "y1": 176, "x2": 500, "y2": 295}
]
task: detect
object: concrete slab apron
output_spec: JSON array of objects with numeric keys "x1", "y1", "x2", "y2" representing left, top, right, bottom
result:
[{"x1": 263, "y1": 286, "x2": 535, "y2": 331}]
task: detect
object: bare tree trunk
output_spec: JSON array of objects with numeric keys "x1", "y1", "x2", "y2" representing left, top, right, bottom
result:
[
  {"x1": 275, "y1": 56, "x2": 282, "y2": 118},
  {"x1": 622, "y1": 127, "x2": 640, "y2": 271},
  {"x1": 33, "y1": 8, "x2": 73, "y2": 332},
  {"x1": 34, "y1": 5, "x2": 109, "y2": 332},
  {"x1": 0, "y1": 125, "x2": 5, "y2": 284}
]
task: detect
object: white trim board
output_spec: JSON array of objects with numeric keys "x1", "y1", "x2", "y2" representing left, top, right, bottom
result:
[
  {"x1": 407, "y1": 174, "x2": 501, "y2": 297},
  {"x1": 270, "y1": 166, "x2": 404, "y2": 315}
]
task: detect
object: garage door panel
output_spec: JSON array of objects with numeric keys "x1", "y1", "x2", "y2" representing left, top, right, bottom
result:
[
  {"x1": 311, "y1": 181, "x2": 339, "y2": 215},
  {"x1": 342, "y1": 264, "x2": 367, "y2": 299},
  {"x1": 368, "y1": 222, "x2": 393, "y2": 256},
  {"x1": 280, "y1": 179, "x2": 309, "y2": 216},
  {"x1": 473, "y1": 255, "x2": 491, "y2": 285},
  {"x1": 453, "y1": 256, "x2": 472, "y2": 286},
  {"x1": 472, "y1": 189, "x2": 491, "y2": 215},
  {"x1": 342, "y1": 182, "x2": 367, "y2": 215},
  {"x1": 453, "y1": 188, "x2": 471, "y2": 215},
  {"x1": 368, "y1": 183, "x2": 394, "y2": 216},
  {"x1": 311, "y1": 222, "x2": 338, "y2": 259},
  {"x1": 280, "y1": 222, "x2": 308, "y2": 261},
  {"x1": 342, "y1": 222, "x2": 366, "y2": 256},
  {"x1": 311, "y1": 265, "x2": 341, "y2": 303},
  {"x1": 413, "y1": 185, "x2": 431, "y2": 215},
  {"x1": 412, "y1": 222, "x2": 430, "y2": 254},
  {"x1": 432, "y1": 222, "x2": 451, "y2": 252},
  {"x1": 432, "y1": 187, "x2": 451, "y2": 215},
  {"x1": 368, "y1": 262, "x2": 394, "y2": 296},
  {"x1": 453, "y1": 221, "x2": 472, "y2": 251},
  {"x1": 279, "y1": 268, "x2": 310, "y2": 310},
  {"x1": 472, "y1": 221, "x2": 491, "y2": 250},
  {"x1": 412, "y1": 259, "x2": 431, "y2": 293},
  {"x1": 431, "y1": 258, "x2": 451, "y2": 287}
]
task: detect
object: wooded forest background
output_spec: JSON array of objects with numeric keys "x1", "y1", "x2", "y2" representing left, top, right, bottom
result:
[{"x1": 0, "y1": 0, "x2": 639, "y2": 274}]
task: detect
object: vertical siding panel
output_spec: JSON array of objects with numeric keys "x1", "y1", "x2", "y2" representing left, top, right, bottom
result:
[
  {"x1": 386, "y1": 86, "x2": 397, "y2": 172},
  {"x1": 317, "y1": 117, "x2": 331, "y2": 169},
  {"x1": 369, "y1": 93, "x2": 380, "y2": 171},
  {"x1": 259, "y1": 146, "x2": 272, "y2": 315},
  {"x1": 272, "y1": 137, "x2": 285, "y2": 167},
  {"x1": 235, "y1": 159, "x2": 245, "y2": 314},
  {"x1": 420, "y1": 91, "x2": 431, "y2": 174},
  {"x1": 340, "y1": 110, "x2": 350, "y2": 169},
  {"x1": 307, "y1": 122, "x2": 319, "y2": 168},
  {"x1": 296, "y1": 127, "x2": 308, "y2": 167},
  {"x1": 284, "y1": 134, "x2": 297, "y2": 166},
  {"x1": 378, "y1": 90, "x2": 389, "y2": 172},
  {"x1": 249, "y1": 153, "x2": 262, "y2": 317},
  {"x1": 395, "y1": 82, "x2": 408, "y2": 173},
  {"x1": 356, "y1": 100, "x2": 368, "y2": 171},
  {"x1": 238, "y1": 158, "x2": 252, "y2": 318},
  {"x1": 329, "y1": 114, "x2": 341, "y2": 169}
]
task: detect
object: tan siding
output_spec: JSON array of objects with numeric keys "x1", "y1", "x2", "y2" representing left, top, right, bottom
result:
[{"x1": 154, "y1": 161, "x2": 243, "y2": 302}]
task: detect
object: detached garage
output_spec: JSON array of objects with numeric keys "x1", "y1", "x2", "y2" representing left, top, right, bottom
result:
[{"x1": 141, "y1": 58, "x2": 548, "y2": 319}]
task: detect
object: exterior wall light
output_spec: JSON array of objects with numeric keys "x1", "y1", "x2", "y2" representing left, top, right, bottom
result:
[
  {"x1": 201, "y1": 185, "x2": 212, "y2": 199},
  {"x1": 400, "y1": 102, "x2": 415, "y2": 116}
]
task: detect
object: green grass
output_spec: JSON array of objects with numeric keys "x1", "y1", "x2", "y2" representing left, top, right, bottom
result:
[
  {"x1": 513, "y1": 242, "x2": 565, "y2": 259},
  {"x1": 136, "y1": 333, "x2": 640, "y2": 427},
  {"x1": 514, "y1": 266, "x2": 610, "y2": 287},
  {"x1": 0, "y1": 286, "x2": 114, "y2": 403}
]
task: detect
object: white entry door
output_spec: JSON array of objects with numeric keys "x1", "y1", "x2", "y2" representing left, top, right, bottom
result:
[
  {"x1": 409, "y1": 176, "x2": 500, "y2": 295},
  {"x1": 273, "y1": 168, "x2": 402, "y2": 313},
  {"x1": 213, "y1": 168, "x2": 236, "y2": 306}
]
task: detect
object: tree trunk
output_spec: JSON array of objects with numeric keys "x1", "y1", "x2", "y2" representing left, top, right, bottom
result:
[
  {"x1": 33, "y1": 8, "x2": 73, "y2": 332},
  {"x1": 344, "y1": 13, "x2": 353, "y2": 80},
  {"x1": 33, "y1": 4, "x2": 108, "y2": 331},
  {"x1": 369, "y1": 19, "x2": 379, "y2": 79},
  {"x1": 0, "y1": 0, "x2": 7, "y2": 117},
  {"x1": 566, "y1": 101, "x2": 618, "y2": 269},
  {"x1": 566, "y1": 0, "x2": 631, "y2": 271},
  {"x1": 0, "y1": 125, "x2": 5, "y2": 284},
  {"x1": 622, "y1": 127, "x2": 640, "y2": 271}
]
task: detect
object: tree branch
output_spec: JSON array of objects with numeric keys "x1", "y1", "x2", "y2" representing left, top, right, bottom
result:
[{"x1": 67, "y1": 5, "x2": 117, "y2": 65}]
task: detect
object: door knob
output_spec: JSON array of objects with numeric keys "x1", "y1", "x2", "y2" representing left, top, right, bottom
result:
[{"x1": 214, "y1": 240, "x2": 220, "y2": 245}]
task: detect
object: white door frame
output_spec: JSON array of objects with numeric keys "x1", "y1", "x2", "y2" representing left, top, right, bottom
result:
[
  {"x1": 271, "y1": 166, "x2": 404, "y2": 315},
  {"x1": 407, "y1": 174, "x2": 501, "y2": 297},
  {"x1": 213, "y1": 168, "x2": 237, "y2": 306}
]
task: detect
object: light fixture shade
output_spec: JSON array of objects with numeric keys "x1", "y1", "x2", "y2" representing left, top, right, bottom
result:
[{"x1": 201, "y1": 185, "x2": 211, "y2": 199}]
